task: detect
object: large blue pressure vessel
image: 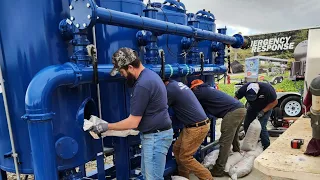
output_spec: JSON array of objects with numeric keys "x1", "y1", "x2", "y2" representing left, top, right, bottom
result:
[
  {"x1": 194, "y1": 10, "x2": 216, "y2": 63},
  {"x1": 152, "y1": 0, "x2": 188, "y2": 64},
  {"x1": 0, "y1": 0, "x2": 99, "y2": 174}
]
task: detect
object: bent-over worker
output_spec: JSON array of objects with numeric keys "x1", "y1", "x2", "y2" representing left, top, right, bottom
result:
[
  {"x1": 235, "y1": 82, "x2": 278, "y2": 150},
  {"x1": 164, "y1": 79, "x2": 213, "y2": 180},
  {"x1": 190, "y1": 79, "x2": 246, "y2": 177},
  {"x1": 91, "y1": 47, "x2": 173, "y2": 180}
]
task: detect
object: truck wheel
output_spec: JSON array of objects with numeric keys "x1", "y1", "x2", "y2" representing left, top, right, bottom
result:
[
  {"x1": 279, "y1": 76, "x2": 283, "y2": 83},
  {"x1": 280, "y1": 96, "x2": 302, "y2": 117},
  {"x1": 273, "y1": 78, "x2": 278, "y2": 85}
]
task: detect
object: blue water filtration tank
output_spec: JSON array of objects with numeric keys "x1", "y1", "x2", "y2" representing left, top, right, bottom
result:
[
  {"x1": 0, "y1": 0, "x2": 100, "y2": 173},
  {"x1": 152, "y1": 0, "x2": 188, "y2": 64},
  {"x1": 94, "y1": 0, "x2": 145, "y2": 147},
  {"x1": 194, "y1": 10, "x2": 216, "y2": 63}
]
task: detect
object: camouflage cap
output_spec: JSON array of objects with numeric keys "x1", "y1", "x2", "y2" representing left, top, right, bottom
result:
[{"x1": 110, "y1": 47, "x2": 138, "y2": 76}]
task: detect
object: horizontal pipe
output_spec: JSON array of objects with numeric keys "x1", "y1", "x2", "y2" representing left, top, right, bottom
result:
[
  {"x1": 23, "y1": 61, "x2": 225, "y2": 179},
  {"x1": 95, "y1": 8, "x2": 238, "y2": 45},
  {"x1": 69, "y1": 0, "x2": 245, "y2": 48}
]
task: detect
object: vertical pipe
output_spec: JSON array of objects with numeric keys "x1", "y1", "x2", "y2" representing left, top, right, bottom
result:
[
  {"x1": 27, "y1": 120, "x2": 58, "y2": 180},
  {"x1": 0, "y1": 66, "x2": 20, "y2": 179},
  {"x1": 96, "y1": 150, "x2": 105, "y2": 180},
  {"x1": 0, "y1": 169, "x2": 7, "y2": 180}
]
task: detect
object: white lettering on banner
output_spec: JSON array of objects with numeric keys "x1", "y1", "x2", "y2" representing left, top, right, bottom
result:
[
  {"x1": 251, "y1": 36, "x2": 295, "y2": 53},
  {"x1": 178, "y1": 82, "x2": 189, "y2": 90}
]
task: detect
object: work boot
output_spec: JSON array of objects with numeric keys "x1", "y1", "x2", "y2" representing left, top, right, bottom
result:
[{"x1": 210, "y1": 165, "x2": 227, "y2": 177}]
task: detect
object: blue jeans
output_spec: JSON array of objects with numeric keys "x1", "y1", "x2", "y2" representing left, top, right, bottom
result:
[
  {"x1": 244, "y1": 109, "x2": 272, "y2": 150},
  {"x1": 140, "y1": 128, "x2": 174, "y2": 180}
]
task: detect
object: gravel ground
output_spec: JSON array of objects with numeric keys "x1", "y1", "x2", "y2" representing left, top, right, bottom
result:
[{"x1": 5, "y1": 155, "x2": 114, "y2": 180}]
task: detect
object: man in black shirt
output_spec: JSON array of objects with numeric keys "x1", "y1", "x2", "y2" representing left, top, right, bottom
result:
[
  {"x1": 235, "y1": 82, "x2": 278, "y2": 150},
  {"x1": 164, "y1": 79, "x2": 213, "y2": 180},
  {"x1": 190, "y1": 79, "x2": 246, "y2": 177}
]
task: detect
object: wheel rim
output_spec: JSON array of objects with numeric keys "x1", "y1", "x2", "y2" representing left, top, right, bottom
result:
[
  {"x1": 274, "y1": 79, "x2": 277, "y2": 84},
  {"x1": 284, "y1": 100, "x2": 302, "y2": 116}
]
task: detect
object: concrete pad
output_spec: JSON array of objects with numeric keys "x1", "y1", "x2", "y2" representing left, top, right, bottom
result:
[{"x1": 254, "y1": 117, "x2": 320, "y2": 180}]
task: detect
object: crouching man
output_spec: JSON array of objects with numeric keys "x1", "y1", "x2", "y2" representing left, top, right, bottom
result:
[
  {"x1": 190, "y1": 79, "x2": 246, "y2": 177},
  {"x1": 235, "y1": 82, "x2": 278, "y2": 150},
  {"x1": 164, "y1": 79, "x2": 213, "y2": 180},
  {"x1": 91, "y1": 47, "x2": 173, "y2": 180}
]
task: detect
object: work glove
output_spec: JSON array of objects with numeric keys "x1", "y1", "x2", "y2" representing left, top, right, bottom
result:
[
  {"x1": 257, "y1": 110, "x2": 265, "y2": 119},
  {"x1": 91, "y1": 122, "x2": 109, "y2": 134}
]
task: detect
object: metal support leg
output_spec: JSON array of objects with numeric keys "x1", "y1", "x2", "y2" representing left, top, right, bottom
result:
[
  {"x1": 79, "y1": 165, "x2": 86, "y2": 177},
  {"x1": 210, "y1": 117, "x2": 216, "y2": 143},
  {"x1": 115, "y1": 137, "x2": 130, "y2": 179},
  {"x1": 0, "y1": 169, "x2": 7, "y2": 180},
  {"x1": 96, "y1": 139, "x2": 105, "y2": 180}
]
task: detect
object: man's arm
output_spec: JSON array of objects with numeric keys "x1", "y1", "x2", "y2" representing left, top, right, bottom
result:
[
  {"x1": 262, "y1": 99, "x2": 278, "y2": 113},
  {"x1": 262, "y1": 84, "x2": 278, "y2": 113},
  {"x1": 108, "y1": 115, "x2": 142, "y2": 130},
  {"x1": 234, "y1": 84, "x2": 248, "y2": 100}
]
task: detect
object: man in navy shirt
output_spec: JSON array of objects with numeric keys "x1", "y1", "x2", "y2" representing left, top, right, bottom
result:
[
  {"x1": 91, "y1": 47, "x2": 173, "y2": 180},
  {"x1": 190, "y1": 79, "x2": 246, "y2": 177},
  {"x1": 164, "y1": 79, "x2": 213, "y2": 180},
  {"x1": 235, "y1": 82, "x2": 278, "y2": 150}
]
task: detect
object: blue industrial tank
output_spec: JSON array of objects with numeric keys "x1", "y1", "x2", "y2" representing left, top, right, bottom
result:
[
  {"x1": 152, "y1": 0, "x2": 188, "y2": 64},
  {"x1": 0, "y1": 0, "x2": 99, "y2": 174},
  {"x1": 194, "y1": 10, "x2": 216, "y2": 63}
]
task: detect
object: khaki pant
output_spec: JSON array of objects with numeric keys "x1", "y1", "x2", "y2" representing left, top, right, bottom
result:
[
  {"x1": 215, "y1": 108, "x2": 246, "y2": 173},
  {"x1": 173, "y1": 123, "x2": 213, "y2": 180}
]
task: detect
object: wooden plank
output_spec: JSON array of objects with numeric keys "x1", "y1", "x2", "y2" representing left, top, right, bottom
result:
[{"x1": 254, "y1": 117, "x2": 320, "y2": 180}]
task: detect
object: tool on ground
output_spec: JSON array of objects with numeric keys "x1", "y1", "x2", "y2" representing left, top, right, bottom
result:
[{"x1": 291, "y1": 139, "x2": 304, "y2": 149}]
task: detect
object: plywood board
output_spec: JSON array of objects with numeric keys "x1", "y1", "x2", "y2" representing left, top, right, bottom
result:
[{"x1": 254, "y1": 117, "x2": 320, "y2": 180}]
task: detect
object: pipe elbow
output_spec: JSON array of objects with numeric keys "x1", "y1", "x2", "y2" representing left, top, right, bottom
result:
[{"x1": 24, "y1": 63, "x2": 77, "y2": 120}]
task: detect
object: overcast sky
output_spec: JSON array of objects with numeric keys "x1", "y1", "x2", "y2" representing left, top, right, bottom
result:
[{"x1": 144, "y1": 0, "x2": 320, "y2": 35}]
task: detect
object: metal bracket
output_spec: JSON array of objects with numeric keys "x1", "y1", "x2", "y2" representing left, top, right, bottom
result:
[
  {"x1": 159, "y1": 49, "x2": 166, "y2": 79},
  {"x1": 87, "y1": 44, "x2": 98, "y2": 84},
  {"x1": 200, "y1": 52, "x2": 204, "y2": 75}
]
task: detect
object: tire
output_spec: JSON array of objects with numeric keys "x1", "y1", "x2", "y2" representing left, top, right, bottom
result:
[
  {"x1": 279, "y1": 77, "x2": 283, "y2": 83},
  {"x1": 273, "y1": 78, "x2": 278, "y2": 85},
  {"x1": 280, "y1": 96, "x2": 302, "y2": 117}
]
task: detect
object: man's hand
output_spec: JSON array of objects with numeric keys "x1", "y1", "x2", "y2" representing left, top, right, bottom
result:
[
  {"x1": 257, "y1": 111, "x2": 265, "y2": 119},
  {"x1": 91, "y1": 123, "x2": 109, "y2": 134}
]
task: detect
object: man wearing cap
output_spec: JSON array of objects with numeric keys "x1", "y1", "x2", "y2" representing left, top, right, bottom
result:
[
  {"x1": 163, "y1": 79, "x2": 213, "y2": 180},
  {"x1": 90, "y1": 47, "x2": 173, "y2": 180},
  {"x1": 190, "y1": 79, "x2": 246, "y2": 177},
  {"x1": 235, "y1": 82, "x2": 278, "y2": 150}
]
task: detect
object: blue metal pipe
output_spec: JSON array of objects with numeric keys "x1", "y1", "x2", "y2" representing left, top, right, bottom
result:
[
  {"x1": 69, "y1": 0, "x2": 245, "y2": 48},
  {"x1": 23, "y1": 60, "x2": 224, "y2": 179},
  {"x1": 23, "y1": 62, "x2": 114, "y2": 180}
]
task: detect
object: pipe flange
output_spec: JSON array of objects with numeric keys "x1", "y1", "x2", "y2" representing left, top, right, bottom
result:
[
  {"x1": 69, "y1": 0, "x2": 97, "y2": 30},
  {"x1": 231, "y1": 34, "x2": 244, "y2": 49},
  {"x1": 55, "y1": 137, "x2": 79, "y2": 160},
  {"x1": 21, "y1": 112, "x2": 55, "y2": 121},
  {"x1": 65, "y1": 62, "x2": 82, "y2": 87}
]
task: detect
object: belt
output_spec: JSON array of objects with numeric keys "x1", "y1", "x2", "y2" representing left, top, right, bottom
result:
[
  {"x1": 142, "y1": 126, "x2": 172, "y2": 135},
  {"x1": 185, "y1": 119, "x2": 210, "y2": 128}
]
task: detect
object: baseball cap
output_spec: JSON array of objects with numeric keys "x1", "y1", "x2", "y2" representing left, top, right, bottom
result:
[
  {"x1": 110, "y1": 47, "x2": 138, "y2": 76},
  {"x1": 245, "y1": 83, "x2": 260, "y2": 101},
  {"x1": 190, "y1": 79, "x2": 204, "y2": 89}
]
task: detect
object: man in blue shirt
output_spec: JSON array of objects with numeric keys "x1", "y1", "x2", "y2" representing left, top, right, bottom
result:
[
  {"x1": 235, "y1": 82, "x2": 278, "y2": 150},
  {"x1": 164, "y1": 79, "x2": 213, "y2": 180},
  {"x1": 190, "y1": 79, "x2": 246, "y2": 177},
  {"x1": 91, "y1": 47, "x2": 173, "y2": 180}
]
